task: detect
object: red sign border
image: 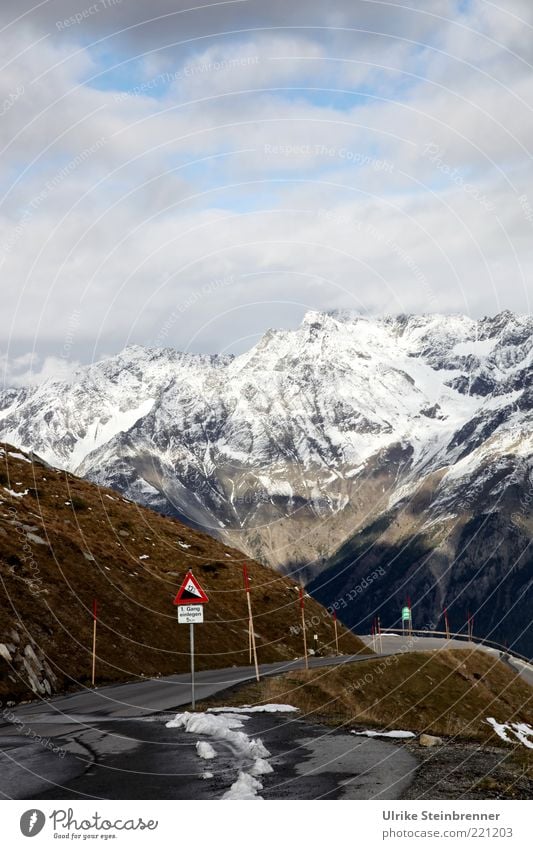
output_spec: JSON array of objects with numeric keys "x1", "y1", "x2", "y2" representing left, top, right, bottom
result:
[{"x1": 173, "y1": 570, "x2": 209, "y2": 605}]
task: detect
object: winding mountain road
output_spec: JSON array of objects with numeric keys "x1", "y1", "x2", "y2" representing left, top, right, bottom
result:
[{"x1": 1, "y1": 639, "x2": 530, "y2": 800}]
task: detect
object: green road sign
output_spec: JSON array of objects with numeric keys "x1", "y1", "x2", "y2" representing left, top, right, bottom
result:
[{"x1": 402, "y1": 606, "x2": 411, "y2": 621}]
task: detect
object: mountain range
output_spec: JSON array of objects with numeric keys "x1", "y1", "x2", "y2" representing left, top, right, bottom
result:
[{"x1": 1, "y1": 309, "x2": 532, "y2": 654}]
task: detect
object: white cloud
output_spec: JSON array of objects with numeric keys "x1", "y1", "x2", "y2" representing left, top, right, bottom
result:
[
  {"x1": 1, "y1": 352, "x2": 80, "y2": 387},
  {"x1": 0, "y1": 0, "x2": 531, "y2": 381}
]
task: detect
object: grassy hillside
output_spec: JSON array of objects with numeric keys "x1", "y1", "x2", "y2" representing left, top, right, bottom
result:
[
  {"x1": 0, "y1": 443, "x2": 368, "y2": 703},
  {"x1": 200, "y1": 648, "x2": 532, "y2": 744}
]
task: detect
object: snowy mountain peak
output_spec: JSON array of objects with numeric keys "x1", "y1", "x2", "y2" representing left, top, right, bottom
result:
[{"x1": 0, "y1": 309, "x2": 530, "y2": 575}]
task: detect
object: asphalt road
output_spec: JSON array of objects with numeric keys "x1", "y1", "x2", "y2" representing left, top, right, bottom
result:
[
  {"x1": 7, "y1": 652, "x2": 371, "y2": 722},
  {"x1": 0, "y1": 652, "x2": 414, "y2": 801},
  {"x1": 1, "y1": 640, "x2": 530, "y2": 800},
  {"x1": 1, "y1": 713, "x2": 417, "y2": 801}
]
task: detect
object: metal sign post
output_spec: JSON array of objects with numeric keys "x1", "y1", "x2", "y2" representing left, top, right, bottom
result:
[
  {"x1": 189, "y1": 622, "x2": 195, "y2": 710},
  {"x1": 173, "y1": 570, "x2": 209, "y2": 710}
]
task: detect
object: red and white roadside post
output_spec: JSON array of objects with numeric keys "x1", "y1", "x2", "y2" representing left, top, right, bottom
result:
[
  {"x1": 243, "y1": 564, "x2": 260, "y2": 682},
  {"x1": 91, "y1": 599, "x2": 97, "y2": 687},
  {"x1": 467, "y1": 611, "x2": 474, "y2": 641},
  {"x1": 173, "y1": 570, "x2": 209, "y2": 710},
  {"x1": 299, "y1": 587, "x2": 309, "y2": 670},
  {"x1": 444, "y1": 607, "x2": 450, "y2": 640},
  {"x1": 333, "y1": 609, "x2": 339, "y2": 655}
]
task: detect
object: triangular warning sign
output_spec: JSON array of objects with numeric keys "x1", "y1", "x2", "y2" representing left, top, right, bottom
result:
[{"x1": 173, "y1": 571, "x2": 209, "y2": 605}]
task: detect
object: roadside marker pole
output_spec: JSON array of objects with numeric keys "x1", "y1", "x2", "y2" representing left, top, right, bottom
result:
[
  {"x1": 333, "y1": 610, "x2": 339, "y2": 655},
  {"x1": 91, "y1": 599, "x2": 97, "y2": 687},
  {"x1": 300, "y1": 588, "x2": 308, "y2": 670},
  {"x1": 243, "y1": 564, "x2": 260, "y2": 682},
  {"x1": 378, "y1": 616, "x2": 383, "y2": 653},
  {"x1": 407, "y1": 596, "x2": 412, "y2": 637},
  {"x1": 444, "y1": 607, "x2": 450, "y2": 640}
]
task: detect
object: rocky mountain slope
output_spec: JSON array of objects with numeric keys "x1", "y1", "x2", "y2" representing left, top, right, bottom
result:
[
  {"x1": 0, "y1": 310, "x2": 531, "y2": 653},
  {"x1": 0, "y1": 443, "x2": 363, "y2": 704}
]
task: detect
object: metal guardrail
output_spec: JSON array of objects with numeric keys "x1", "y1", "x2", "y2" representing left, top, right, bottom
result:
[{"x1": 373, "y1": 628, "x2": 532, "y2": 666}]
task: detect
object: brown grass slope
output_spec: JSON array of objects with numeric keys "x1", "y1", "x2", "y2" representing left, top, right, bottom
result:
[
  {"x1": 0, "y1": 443, "x2": 368, "y2": 703},
  {"x1": 200, "y1": 649, "x2": 533, "y2": 745}
]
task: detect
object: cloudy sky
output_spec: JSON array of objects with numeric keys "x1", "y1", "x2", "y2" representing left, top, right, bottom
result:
[{"x1": 1, "y1": 0, "x2": 532, "y2": 384}]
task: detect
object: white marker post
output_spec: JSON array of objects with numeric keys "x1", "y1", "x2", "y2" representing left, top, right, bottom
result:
[
  {"x1": 91, "y1": 599, "x2": 97, "y2": 687},
  {"x1": 333, "y1": 610, "x2": 339, "y2": 655},
  {"x1": 243, "y1": 564, "x2": 260, "y2": 682},
  {"x1": 444, "y1": 607, "x2": 450, "y2": 640},
  {"x1": 299, "y1": 588, "x2": 308, "y2": 670},
  {"x1": 173, "y1": 571, "x2": 209, "y2": 710}
]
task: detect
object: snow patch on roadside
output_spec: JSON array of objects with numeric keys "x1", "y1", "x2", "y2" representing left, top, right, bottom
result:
[
  {"x1": 487, "y1": 718, "x2": 533, "y2": 749},
  {"x1": 352, "y1": 729, "x2": 416, "y2": 739},
  {"x1": 208, "y1": 704, "x2": 298, "y2": 714},
  {"x1": 196, "y1": 740, "x2": 216, "y2": 760},
  {"x1": 166, "y1": 709, "x2": 280, "y2": 799},
  {"x1": 222, "y1": 771, "x2": 264, "y2": 800}
]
